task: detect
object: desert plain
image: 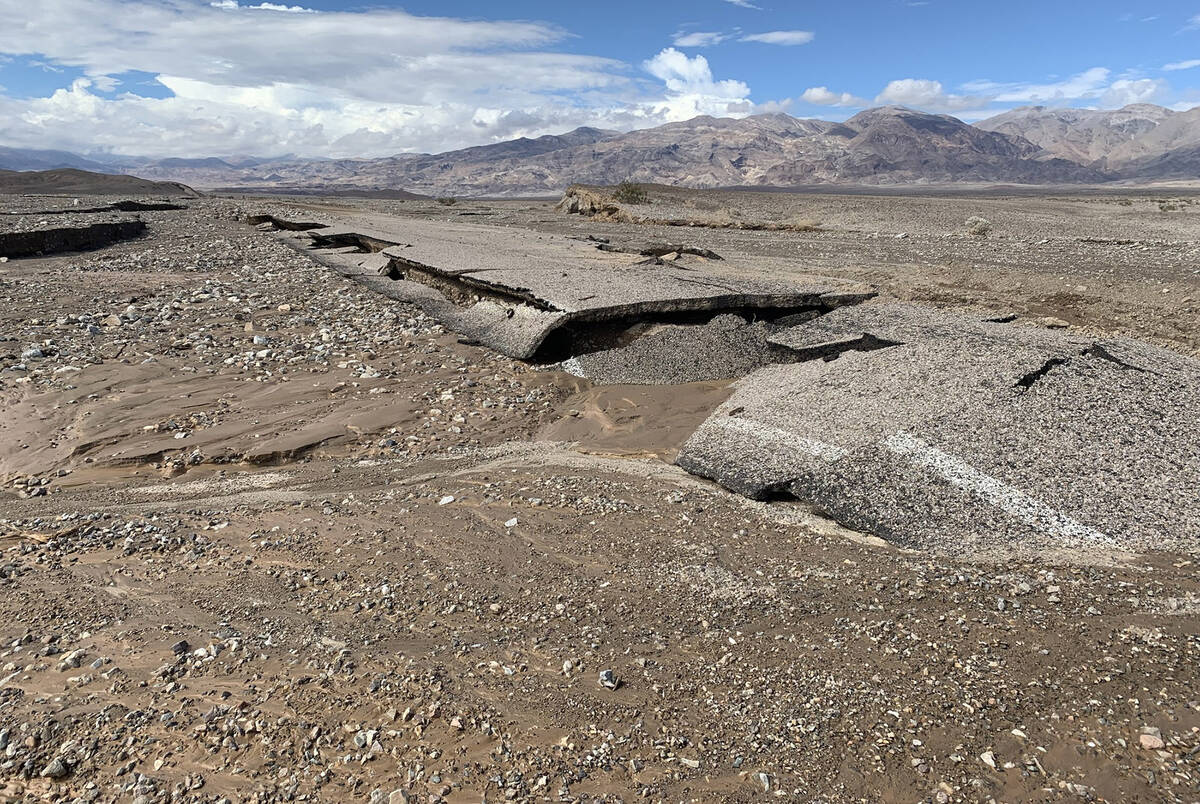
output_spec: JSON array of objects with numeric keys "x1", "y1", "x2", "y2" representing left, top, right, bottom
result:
[{"x1": 0, "y1": 184, "x2": 1198, "y2": 803}]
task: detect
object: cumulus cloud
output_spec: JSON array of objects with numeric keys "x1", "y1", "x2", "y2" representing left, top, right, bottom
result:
[
  {"x1": 875, "y1": 79, "x2": 981, "y2": 111},
  {"x1": 800, "y1": 86, "x2": 867, "y2": 106},
  {"x1": 642, "y1": 48, "x2": 752, "y2": 119},
  {"x1": 739, "y1": 30, "x2": 815, "y2": 45},
  {"x1": 1164, "y1": 59, "x2": 1200, "y2": 71},
  {"x1": 0, "y1": 0, "x2": 770, "y2": 158},
  {"x1": 1101, "y1": 78, "x2": 1166, "y2": 106}
]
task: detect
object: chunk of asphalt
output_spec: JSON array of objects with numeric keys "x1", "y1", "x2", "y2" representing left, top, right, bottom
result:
[
  {"x1": 258, "y1": 212, "x2": 874, "y2": 361},
  {"x1": 677, "y1": 302, "x2": 1200, "y2": 556}
]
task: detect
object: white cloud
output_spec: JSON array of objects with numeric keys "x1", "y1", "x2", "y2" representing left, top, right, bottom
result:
[
  {"x1": 875, "y1": 79, "x2": 981, "y2": 111},
  {"x1": 643, "y1": 48, "x2": 744, "y2": 108},
  {"x1": 1164, "y1": 59, "x2": 1200, "y2": 71},
  {"x1": 962, "y1": 67, "x2": 1112, "y2": 103},
  {"x1": 739, "y1": 30, "x2": 815, "y2": 45},
  {"x1": 672, "y1": 31, "x2": 730, "y2": 47},
  {"x1": 212, "y1": 0, "x2": 317, "y2": 10},
  {"x1": 800, "y1": 86, "x2": 866, "y2": 107},
  {"x1": 1101, "y1": 78, "x2": 1166, "y2": 106},
  {"x1": 0, "y1": 3, "x2": 769, "y2": 159},
  {"x1": 722, "y1": 0, "x2": 762, "y2": 8}
]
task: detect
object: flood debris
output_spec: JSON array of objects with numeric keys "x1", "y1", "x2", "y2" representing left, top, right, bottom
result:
[{"x1": 677, "y1": 303, "x2": 1200, "y2": 556}]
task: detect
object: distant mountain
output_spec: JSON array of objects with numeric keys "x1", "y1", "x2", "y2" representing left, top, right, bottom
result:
[
  {"x1": 4, "y1": 104, "x2": 1199, "y2": 196},
  {"x1": 0, "y1": 168, "x2": 198, "y2": 196},
  {"x1": 977, "y1": 104, "x2": 1200, "y2": 179},
  {"x1": 0, "y1": 147, "x2": 117, "y2": 174},
  {"x1": 153, "y1": 157, "x2": 235, "y2": 170},
  {"x1": 125, "y1": 109, "x2": 1107, "y2": 195}
]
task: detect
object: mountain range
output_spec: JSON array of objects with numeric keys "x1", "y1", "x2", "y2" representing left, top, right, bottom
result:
[{"x1": 2, "y1": 104, "x2": 1198, "y2": 196}]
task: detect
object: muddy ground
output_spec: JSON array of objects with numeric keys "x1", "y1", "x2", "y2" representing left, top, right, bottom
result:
[{"x1": 0, "y1": 190, "x2": 1197, "y2": 803}]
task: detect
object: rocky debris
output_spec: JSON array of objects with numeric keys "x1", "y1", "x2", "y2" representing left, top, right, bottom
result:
[
  {"x1": 678, "y1": 302, "x2": 1200, "y2": 556},
  {"x1": 549, "y1": 312, "x2": 812, "y2": 385}
]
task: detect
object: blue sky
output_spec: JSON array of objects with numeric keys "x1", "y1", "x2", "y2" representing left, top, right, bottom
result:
[{"x1": 0, "y1": 0, "x2": 1198, "y2": 158}]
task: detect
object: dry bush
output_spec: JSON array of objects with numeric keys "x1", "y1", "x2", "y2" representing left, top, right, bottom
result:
[
  {"x1": 612, "y1": 181, "x2": 649, "y2": 205},
  {"x1": 965, "y1": 216, "x2": 993, "y2": 237},
  {"x1": 785, "y1": 216, "x2": 823, "y2": 232},
  {"x1": 698, "y1": 207, "x2": 737, "y2": 227},
  {"x1": 436, "y1": 197, "x2": 457, "y2": 206}
]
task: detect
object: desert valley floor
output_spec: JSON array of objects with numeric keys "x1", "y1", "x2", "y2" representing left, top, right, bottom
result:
[{"x1": 0, "y1": 186, "x2": 1198, "y2": 803}]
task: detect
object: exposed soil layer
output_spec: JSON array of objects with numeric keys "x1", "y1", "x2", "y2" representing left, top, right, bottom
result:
[
  {"x1": 0, "y1": 220, "x2": 147, "y2": 258},
  {"x1": 1, "y1": 201, "x2": 186, "y2": 216}
]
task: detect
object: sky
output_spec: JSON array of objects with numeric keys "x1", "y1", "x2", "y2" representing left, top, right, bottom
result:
[{"x1": 1, "y1": 0, "x2": 1199, "y2": 160}]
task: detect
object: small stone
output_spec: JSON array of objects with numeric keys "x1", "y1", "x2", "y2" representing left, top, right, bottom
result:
[
  {"x1": 980, "y1": 750, "x2": 997, "y2": 769},
  {"x1": 40, "y1": 758, "x2": 69, "y2": 779},
  {"x1": 1139, "y1": 728, "x2": 1164, "y2": 750},
  {"x1": 504, "y1": 517, "x2": 518, "y2": 528},
  {"x1": 598, "y1": 669, "x2": 618, "y2": 689},
  {"x1": 438, "y1": 495, "x2": 455, "y2": 506},
  {"x1": 170, "y1": 640, "x2": 190, "y2": 656}
]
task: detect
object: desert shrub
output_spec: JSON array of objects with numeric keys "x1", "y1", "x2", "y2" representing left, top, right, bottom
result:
[
  {"x1": 436, "y1": 197, "x2": 457, "y2": 206},
  {"x1": 1160, "y1": 202, "x2": 1179, "y2": 212},
  {"x1": 785, "y1": 216, "x2": 822, "y2": 232},
  {"x1": 1116, "y1": 199, "x2": 1133, "y2": 207},
  {"x1": 965, "y1": 216, "x2": 993, "y2": 237},
  {"x1": 612, "y1": 181, "x2": 649, "y2": 205},
  {"x1": 700, "y1": 208, "x2": 737, "y2": 227}
]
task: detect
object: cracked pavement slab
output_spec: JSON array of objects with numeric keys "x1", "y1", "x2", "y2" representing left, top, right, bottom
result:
[
  {"x1": 258, "y1": 210, "x2": 874, "y2": 360},
  {"x1": 678, "y1": 302, "x2": 1200, "y2": 557}
]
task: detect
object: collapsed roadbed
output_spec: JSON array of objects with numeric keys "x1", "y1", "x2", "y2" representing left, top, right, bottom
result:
[
  {"x1": 253, "y1": 214, "x2": 874, "y2": 367},
  {"x1": 0, "y1": 220, "x2": 148, "y2": 259},
  {"x1": 250, "y1": 211, "x2": 1200, "y2": 557}
]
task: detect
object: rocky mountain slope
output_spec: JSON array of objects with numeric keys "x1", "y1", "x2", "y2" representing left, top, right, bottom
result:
[
  {"x1": 0, "y1": 147, "x2": 116, "y2": 174},
  {"x1": 0, "y1": 169, "x2": 198, "y2": 196},
  {"x1": 977, "y1": 104, "x2": 1200, "y2": 178},
  {"x1": 121, "y1": 107, "x2": 1109, "y2": 196},
  {"x1": 4, "y1": 104, "x2": 1198, "y2": 196}
]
